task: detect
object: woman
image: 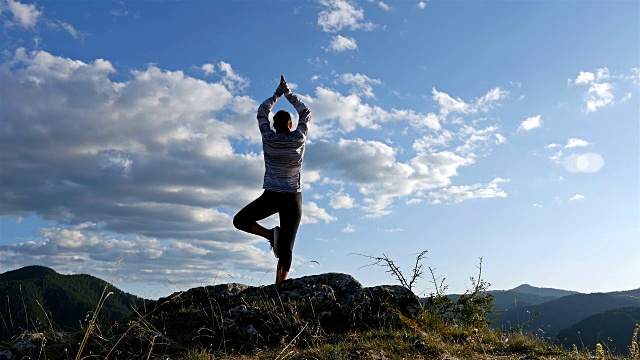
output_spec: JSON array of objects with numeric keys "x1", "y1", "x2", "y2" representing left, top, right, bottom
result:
[{"x1": 233, "y1": 75, "x2": 311, "y2": 284}]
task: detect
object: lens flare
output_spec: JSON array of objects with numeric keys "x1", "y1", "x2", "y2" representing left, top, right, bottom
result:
[{"x1": 563, "y1": 153, "x2": 604, "y2": 173}]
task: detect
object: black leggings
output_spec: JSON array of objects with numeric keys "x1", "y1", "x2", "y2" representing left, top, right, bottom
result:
[{"x1": 233, "y1": 190, "x2": 302, "y2": 272}]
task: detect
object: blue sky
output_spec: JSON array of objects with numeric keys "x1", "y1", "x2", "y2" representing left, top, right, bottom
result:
[{"x1": 0, "y1": 0, "x2": 638, "y2": 299}]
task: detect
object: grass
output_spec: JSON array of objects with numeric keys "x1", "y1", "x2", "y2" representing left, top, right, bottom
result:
[{"x1": 1, "y1": 266, "x2": 638, "y2": 360}]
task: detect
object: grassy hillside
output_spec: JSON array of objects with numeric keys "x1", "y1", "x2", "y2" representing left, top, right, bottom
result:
[
  {"x1": 1, "y1": 270, "x2": 637, "y2": 359},
  {"x1": 0, "y1": 265, "x2": 146, "y2": 341}
]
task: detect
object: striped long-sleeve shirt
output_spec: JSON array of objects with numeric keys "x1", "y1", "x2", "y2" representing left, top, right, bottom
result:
[{"x1": 257, "y1": 85, "x2": 311, "y2": 193}]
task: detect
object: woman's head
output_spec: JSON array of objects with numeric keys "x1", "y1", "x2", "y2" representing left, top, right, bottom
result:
[{"x1": 273, "y1": 110, "x2": 292, "y2": 133}]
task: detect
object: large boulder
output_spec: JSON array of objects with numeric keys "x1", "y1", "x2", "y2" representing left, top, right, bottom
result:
[
  {"x1": 144, "y1": 273, "x2": 424, "y2": 349},
  {"x1": 0, "y1": 273, "x2": 425, "y2": 358}
]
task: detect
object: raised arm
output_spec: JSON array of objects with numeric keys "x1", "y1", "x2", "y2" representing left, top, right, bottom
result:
[
  {"x1": 257, "y1": 81, "x2": 288, "y2": 135},
  {"x1": 283, "y1": 84, "x2": 311, "y2": 136}
]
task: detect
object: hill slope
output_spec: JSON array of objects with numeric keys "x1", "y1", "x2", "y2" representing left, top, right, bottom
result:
[
  {"x1": 557, "y1": 307, "x2": 640, "y2": 354},
  {"x1": 492, "y1": 289, "x2": 640, "y2": 336},
  {"x1": 0, "y1": 265, "x2": 146, "y2": 341},
  {"x1": 489, "y1": 284, "x2": 578, "y2": 310},
  {"x1": 509, "y1": 284, "x2": 579, "y2": 299}
]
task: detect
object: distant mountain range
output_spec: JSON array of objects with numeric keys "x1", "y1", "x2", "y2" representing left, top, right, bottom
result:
[
  {"x1": 489, "y1": 284, "x2": 579, "y2": 310},
  {"x1": 491, "y1": 289, "x2": 640, "y2": 336},
  {"x1": 0, "y1": 265, "x2": 146, "y2": 342},
  {"x1": 483, "y1": 284, "x2": 640, "y2": 354}
]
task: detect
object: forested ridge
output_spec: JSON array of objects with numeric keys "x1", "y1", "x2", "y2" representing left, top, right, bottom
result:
[{"x1": 0, "y1": 265, "x2": 146, "y2": 341}]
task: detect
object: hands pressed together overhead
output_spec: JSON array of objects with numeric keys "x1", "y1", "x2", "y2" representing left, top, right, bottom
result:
[{"x1": 277, "y1": 74, "x2": 289, "y2": 95}]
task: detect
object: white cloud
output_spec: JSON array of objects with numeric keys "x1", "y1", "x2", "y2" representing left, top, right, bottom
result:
[
  {"x1": 412, "y1": 130, "x2": 454, "y2": 152},
  {"x1": 329, "y1": 35, "x2": 358, "y2": 52},
  {"x1": 518, "y1": 115, "x2": 542, "y2": 132},
  {"x1": 413, "y1": 123, "x2": 502, "y2": 157},
  {"x1": 418, "y1": 1, "x2": 427, "y2": 9},
  {"x1": 586, "y1": 82, "x2": 614, "y2": 112},
  {"x1": 0, "y1": 49, "x2": 271, "y2": 254},
  {"x1": 432, "y1": 88, "x2": 470, "y2": 115},
  {"x1": 565, "y1": 138, "x2": 590, "y2": 148},
  {"x1": 302, "y1": 202, "x2": 337, "y2": 224},
  {"x1": 330, "y1": 193, "x2": 355, "y2": 209},
  {"x1": 549, "y1": 151, "x2": 564, "y2": 164},
  {"x1": 571, "y1": 67, "x2": 624, "y2": 112},
  {"x1": 342, "y1": 224, "x2": 356, "y2": 233},
  {"x1": 218, "y1": 61, "x2": 249, "y2": 92},
  {"x1": 563, "y1": 153, "x2": 605, "y2": 173},
  {"x1": 574, "y1": 71, "x2": 595, "y2": 85},
  {"x1": 545, "y1": 143, "x2": 562, "y2": 149},
  {"x1": 0, "y1": 223, "x2": 274, "y2": 290},
  {"x1": 533, "y1": 204, "x2": 543, "y2": 208},
  {"x1": 55, "y1": 20, "x2": 82, "y2": 39},
  {"x1": 428, "y1": 178, "x2": 510, "y2": 203},
  {"x1": 0, "y1": 48, "x2": 513, "y2": 286},
  {"x1": 306, "y1": 139, "x2": 475, "y2": 215},
  {"x1": 201, "y1": 63, "x2": 215, "y2": 76},
  {"x1": 378, "y1": 1, "x2": 392, "y2": 11},
  {"x1": 339, "y1": 73, "x2": 381, "y2": 98},
  {"x1": 4, "y1": 0, "x2": 42, "y2": 28},
  {"x1": 432, "y1": 87, "x2": 509, "y2": 116},
  {"x1": 318, "y1": 0, "x2": 374, "y2": 32},
  {"x1": 569, "y1": 194, "x2": 585, "y2": 201}
]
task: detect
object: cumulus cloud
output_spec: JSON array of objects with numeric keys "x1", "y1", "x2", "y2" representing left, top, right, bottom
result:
[
  {"x1": 329, "y1": 35, "x2": 358, "y2": 52},
  {"x1": 3, "y1": 0, "x2": 42, "y2": 28},
  {"x1": 0, "y1": 223, "x2": 273, "y2": 289},
  {"x1": 329, "y1": 193, "x2": 355, "y2": 209},
  {"x1": 432, "y1": 87, "x2": 509, "y2": 117},
  {"x1": 565, "y1": 138, "x2": 590, "y2": 148},
  {"x1": 418, "y1": 1, "x2": 428, "y2": 9},
  {"x1": 428, "y1": 178, "x2": 510, "y2": 203},
  {"x1": 570, "y1": 67, "x2": 633, "y2": 112},
  {"x1": 317, "y1": 0, "x2": 375, "y2": 32},
  {"x1": 569, "y1": 194, "x2": 585, "y2": 201},
  {"x1": 413, "y1": 124, "x2": 503, "y2": 156},
  {"x1": 0, "y1": 49, "x2": 274, "y2": 266},
  {"x1": 378, "y1": 1, "x2": 392, "y2": 11},
  {"x1": 342, "y1": 224, "x2": 356, "y2": 233},
  {"x1": 339, "y1": 72, "x2": 381, "y2": 98},
  {"x1": 518, "y1": 115, "x2": 542, "y2": 132},
  {"x1": 306, "y1": 138, "x2": 476, "y2": 215},
  {"x1": 0, "y1": 47, "x2": 512, "y2": 287},
  {"x1": 302, "y1": 202, "x2": 338, "y2": 224},
  {"x1": 218, "y1": 61, "x2": 249, "y2": 92},
  {"x1": 494, "y1": 134, "x2": 507, "y2": 144},
  {"x1": 301, "y1": 86, "x2": 445, "y2": 135},
  {"x1": 201, "y1": 63, "x2": 215, "y2": 76}
]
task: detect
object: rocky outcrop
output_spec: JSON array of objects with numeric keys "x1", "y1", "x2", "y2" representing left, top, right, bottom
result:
[
  {"x1": 141, "y1": 273, "x2": 423, "y2": 351},
  {"x1": 1, "y1": 273, "x2": 423, "y2": 359}
]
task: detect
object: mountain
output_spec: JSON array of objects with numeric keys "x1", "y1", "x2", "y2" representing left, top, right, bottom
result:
[
  {"x1": 492, "y1": 289, "x2": 640, "y2": 336},
  {"x1": 489, "y1": 284, "x2": 579, "y2": 310},
  {"x1": 0, "y1": 265, "x2": 147, "y2": 341},
  {"x1": 557, "y1": 307, "x2": 640, "y2": 354},
  {"x1": 509, "y1": 284, "x2": 579, "y2": 299}
]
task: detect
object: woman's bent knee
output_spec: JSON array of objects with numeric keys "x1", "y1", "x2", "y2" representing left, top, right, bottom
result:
[{"x1": 233, "y1": 213, "x2": 247, "y2": 231}]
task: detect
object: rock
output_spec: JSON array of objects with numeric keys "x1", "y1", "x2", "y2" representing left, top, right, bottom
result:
[
  {"x1": 143, "y1": 273, "x2": 424, "y2": 349},
  {"x1": 1, "y1": 273, "x2": 425, "y2": 357}
]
